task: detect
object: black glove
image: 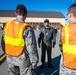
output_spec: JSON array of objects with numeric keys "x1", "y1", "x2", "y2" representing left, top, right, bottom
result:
[
  {"x1": 38, "y1": 43, "x2": 40, "y2": 48},
  {"x1": 53, "y1": 42, "x2": 56, "y2": 48},
  {"x1": 53, "y1": 44, "x2": 55, "y2": 48}
]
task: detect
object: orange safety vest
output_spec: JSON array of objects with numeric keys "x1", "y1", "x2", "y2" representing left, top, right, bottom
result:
[
  {"x1": 61, "y1": 23, "x2": 76, "y2": 69},
  {"x1": 4, "y1": 20, "x2": 29, "y2": 56}
]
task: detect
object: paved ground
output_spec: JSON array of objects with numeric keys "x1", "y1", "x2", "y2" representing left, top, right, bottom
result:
[{"x1": 0, "y1": 30, "x2": 61, "y2": 75}]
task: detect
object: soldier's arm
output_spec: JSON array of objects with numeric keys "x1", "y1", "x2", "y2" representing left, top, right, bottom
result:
[
  {"x1": 1, "y1": 25, "x2": 6, "y2": 53},
  {"x1": 38, "y1": 29, "x2": 42, "y2": 45},
  {"x1": 1, "y1": 34, "x2": 5, "y2": 53},
  {"x1": 59, "y1": 39, "x2": 62, "y2": 52},
  {"x1": 59, "y1": 26, "x2": 64, "y2": 52},
  {"x1": 52, "y1": 29, "x2": 57, "y2": 45},
  {"x1": 24, "y1": 27, "x2": 39, "y2": 69}
]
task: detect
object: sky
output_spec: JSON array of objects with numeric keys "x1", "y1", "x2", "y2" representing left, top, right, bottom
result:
[{"x1": 0, "y1": 0, "x2": 76, "y2": 23}]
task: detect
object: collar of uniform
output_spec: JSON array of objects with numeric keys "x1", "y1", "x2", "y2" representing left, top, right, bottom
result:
[
  {"x1": 71, "y1": 20, "x2": 76, "y2": 23},
  {"x1": 15, "y1": 18, "x2": 24, "y2": 22}
]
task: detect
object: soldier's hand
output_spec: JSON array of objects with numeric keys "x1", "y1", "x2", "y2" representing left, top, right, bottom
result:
[
  {"x1": 53, "y1": 42, "x2": 55, "y2": 48},
  {"x1": 38, "y1": 44, "x2": 40, "y2": 48},
  {"x1": 53, "y1": 44, "x2": 55, "y2": 48},
  {"x1": 32, "y1": 63, "x2": 37, "y2": 69}
]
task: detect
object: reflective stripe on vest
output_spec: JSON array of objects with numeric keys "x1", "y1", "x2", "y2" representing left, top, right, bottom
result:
[
  {"x1": 4, "y1": 23, "x2": 26, "y2": 46},
  {"x1": 63, "y1": 26, "x2": 76, "y2": 54},
  {"x1": 62, "y1": 25, "x2": 76, "y2": 69},
  {"x1": 4, "y1": 20, "x2": 29, "y2": 56}
]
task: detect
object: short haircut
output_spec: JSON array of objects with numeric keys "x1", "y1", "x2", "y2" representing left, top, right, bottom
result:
[
  {"x1": 16, "y1": 4, "x2": 27, "y2": 16},
  {"x1": 68, "y1": 3, "x2": 76, "y2": 17}
]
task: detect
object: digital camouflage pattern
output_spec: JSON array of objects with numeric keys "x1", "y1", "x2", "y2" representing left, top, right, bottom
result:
[{"x1": 6, "y1": 26, "x2": 39, "y2": 75}]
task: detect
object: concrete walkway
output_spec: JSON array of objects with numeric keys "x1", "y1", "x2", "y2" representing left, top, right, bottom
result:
[{"x1": 0, "y1": 30, "x2": 61, "y2": 75}]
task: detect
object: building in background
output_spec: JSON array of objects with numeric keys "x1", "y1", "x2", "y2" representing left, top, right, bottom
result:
[{"x1": 0, "y1": 10, "x2": 65, "y2": 29}]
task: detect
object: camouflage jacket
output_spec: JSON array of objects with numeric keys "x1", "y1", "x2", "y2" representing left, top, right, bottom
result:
[{"x1": 24, "y1": 27, "x2": 39, "y2": 69}]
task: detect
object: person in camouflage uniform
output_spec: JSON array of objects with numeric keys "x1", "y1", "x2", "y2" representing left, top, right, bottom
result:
[
  {"x1": 38, "y1": 19, "x2": 56, "y2": 68},
  {"x1": 2, "y1": 4, "x2": 38, "y2": 75},
  {"x1": 59, "y1": 3, "x2": 76, "y2": 75}
]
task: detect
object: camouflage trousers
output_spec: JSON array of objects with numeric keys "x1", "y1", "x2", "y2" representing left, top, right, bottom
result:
[
  {"x1": 6, "y1": 52, "x2": 34, "y2": 75},
  {"x1": 59, "y1": 54, "x2": 76, "y2": 75}
]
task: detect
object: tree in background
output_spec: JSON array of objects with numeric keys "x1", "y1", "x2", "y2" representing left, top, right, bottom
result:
[{"x1": 38, "y1": 23, "x2": 44, "y2": 29}]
